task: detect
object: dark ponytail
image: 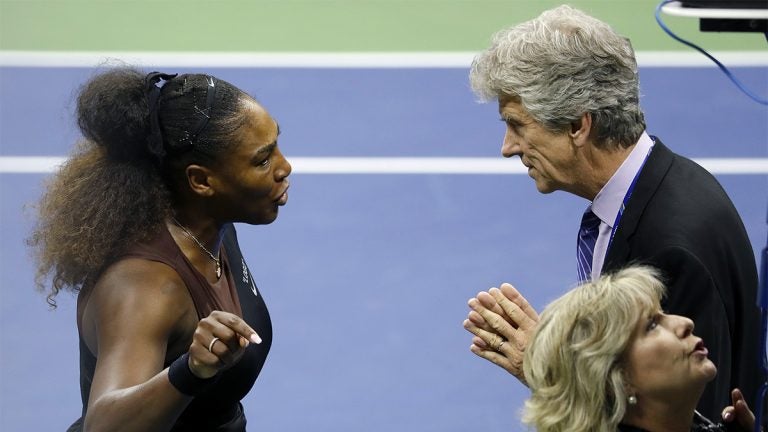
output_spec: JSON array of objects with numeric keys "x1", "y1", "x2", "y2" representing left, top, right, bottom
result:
[
  {"x1": 28, "y1": 67, "x2": 251, "y2": 305},
  {"x1": 76, "y1": 68, "x2": 156, "y2": 164}
]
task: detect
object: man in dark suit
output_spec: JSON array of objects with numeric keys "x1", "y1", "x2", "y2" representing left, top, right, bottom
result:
[
  {"x1": 601, "y1": 140, "x2": 760, "y2": 420},
  {"x1": 461, "y1": 4, "x2": 762, "y2": 422}
]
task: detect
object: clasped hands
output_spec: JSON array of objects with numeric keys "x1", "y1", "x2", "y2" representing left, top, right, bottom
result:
[
  {"x1": 463, "y1": 283, "x2": 539, "y2": 385},
  {"x1": 462, "y1": 286, "x2": 759, "y2": 430}
]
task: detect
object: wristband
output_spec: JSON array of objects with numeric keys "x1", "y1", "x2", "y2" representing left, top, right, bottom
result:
[{"x1": 167, "y1": 353, "x2": 220, "y2": 396}]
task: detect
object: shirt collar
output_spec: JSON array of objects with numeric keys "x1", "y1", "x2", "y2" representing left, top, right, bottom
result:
[{"x1": 591, "y1": 132, "x2": 654, "y2": 226}]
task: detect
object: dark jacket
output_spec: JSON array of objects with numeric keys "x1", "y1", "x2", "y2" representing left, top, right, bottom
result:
[{"x1": 603, "y1": 140, "x2": 762, "y2": 420}]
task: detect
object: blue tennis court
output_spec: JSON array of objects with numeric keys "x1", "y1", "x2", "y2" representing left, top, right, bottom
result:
[{"x1": 1, "y1": 64, "x2": 766, "y2": 431}]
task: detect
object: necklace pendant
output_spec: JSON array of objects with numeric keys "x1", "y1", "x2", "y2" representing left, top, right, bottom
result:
[{"x1": 216, "y1": 262, "x2": 222, "y2": 279}]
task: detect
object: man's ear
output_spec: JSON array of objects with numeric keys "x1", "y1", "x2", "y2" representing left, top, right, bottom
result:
[
  {"x1": 185, "y1": 164, "x2": 216, "y2": 197},
  {"x1": 569, "y1": 112, "x2": 592, "y2": 148}
]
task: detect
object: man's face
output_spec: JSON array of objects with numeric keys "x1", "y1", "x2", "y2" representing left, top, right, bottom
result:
[{"x1": 498, "y1": 95, "x2": 578, "y2": 194}]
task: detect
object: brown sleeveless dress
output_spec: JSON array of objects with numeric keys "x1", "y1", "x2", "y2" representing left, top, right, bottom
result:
[{"x1": 69, "y1": 224, "x2": 272, "y2": 431}]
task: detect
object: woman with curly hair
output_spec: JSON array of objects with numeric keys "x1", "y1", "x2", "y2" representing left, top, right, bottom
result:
[
  {"x1": 28, "y1": 67, "x2": 291, "y2": 431},
  {"x1": 465, "y1": 266, "x2": 757, "y2": 431}
]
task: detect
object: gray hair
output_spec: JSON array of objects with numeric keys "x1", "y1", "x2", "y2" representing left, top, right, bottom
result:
[
  {"x1": 522, "y1": 265, "x2": 665, "y2": 432},
  {"x1": 469, "y1": 5, "x2": 645, "y2": 149}
]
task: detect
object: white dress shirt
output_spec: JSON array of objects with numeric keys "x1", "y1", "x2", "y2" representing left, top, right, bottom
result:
[{"x1": 589, "y1": 132, "x2": 655, "y2": 280}]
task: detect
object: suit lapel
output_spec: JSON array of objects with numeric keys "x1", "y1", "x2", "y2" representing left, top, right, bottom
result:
[{"x1": 602, "y1": 139, "x2": 675, "y2": 272}]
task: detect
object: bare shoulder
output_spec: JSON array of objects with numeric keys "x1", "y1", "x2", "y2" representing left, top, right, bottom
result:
[
  {"x1": 82, "y1": 258, "x2": 195, "y2": 353},
  {"x1": 81, "y1": 258, "x2": 199, "y2": 403}
]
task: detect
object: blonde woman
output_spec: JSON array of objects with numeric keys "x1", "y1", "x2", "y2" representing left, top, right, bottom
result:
[{"x1": 465, "y1": 266, "x2": 757, "y2": 431}]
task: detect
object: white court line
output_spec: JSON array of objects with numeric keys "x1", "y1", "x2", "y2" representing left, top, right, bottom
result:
[
  {"x1": 2, "y1": 156, "x2": 767, "y2": 175},
  {"x1": 1, "y1": 51, "x2": 767, "y2": 68}
]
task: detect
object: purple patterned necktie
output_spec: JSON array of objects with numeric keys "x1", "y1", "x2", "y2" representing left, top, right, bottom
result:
[{"x1": 577, "y1": 208, "x2": 601, "y2": 283}]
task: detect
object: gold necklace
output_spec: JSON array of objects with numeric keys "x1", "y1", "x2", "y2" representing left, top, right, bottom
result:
[{"x1": 171, "y1": 217, "x2": 221, "y2": 278}]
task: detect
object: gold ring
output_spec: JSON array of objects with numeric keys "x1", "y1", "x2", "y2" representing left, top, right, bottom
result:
[{"x1": 208, "y1": 337, "x2": 220, "y2": 353}]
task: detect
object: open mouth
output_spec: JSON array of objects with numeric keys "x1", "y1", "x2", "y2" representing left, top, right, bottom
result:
[
  {"x1": 692, "y1": 340, "x2": 708, "y2": 356},
  {"x1": 274, "y1": 181, "x2": 290, "y2": 204},
  {"x1": 275, "y1": 191, "x2": 288, "y2": 205}
]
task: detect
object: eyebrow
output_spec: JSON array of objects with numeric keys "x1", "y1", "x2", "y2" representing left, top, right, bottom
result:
[
  {"x1": 646, "y1": 309, "x2": 662, "y2": 322},
  {"x1": 500, "y1": 111, "x2": 524, "y2": 120},
  {"x1": 253, "y1": 122, "x2": 281, "y2": 156},
  {"x1": 500, "y1": 114, "x2": 524, "y2": 125},
  {"x1": 254, "y1": 142, "x2": 276, "y2": 157}
]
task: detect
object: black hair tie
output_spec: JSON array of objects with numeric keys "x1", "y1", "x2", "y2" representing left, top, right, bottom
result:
[{"x1": 144, "y1": 71, "x2": 178, "y2": 162}]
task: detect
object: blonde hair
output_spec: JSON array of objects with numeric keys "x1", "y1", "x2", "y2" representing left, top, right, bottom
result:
[{"x1": 522, "y1": 266, "x2": 665, "y2": 431}]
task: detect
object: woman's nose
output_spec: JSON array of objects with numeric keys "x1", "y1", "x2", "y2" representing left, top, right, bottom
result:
[
  {"x1": 672, "y1": 314, "x2": 695, "y2": 338},
  {"x1": 274, "y1": 148, "x2": 292, "y2": 179}
]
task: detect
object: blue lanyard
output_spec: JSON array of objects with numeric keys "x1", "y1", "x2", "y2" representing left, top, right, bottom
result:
[{"x1": 608, "y1": 146, "x2": 654, "y2": 247}]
